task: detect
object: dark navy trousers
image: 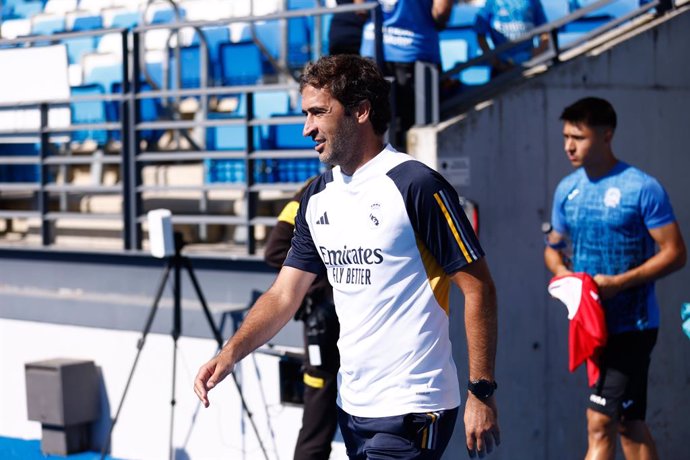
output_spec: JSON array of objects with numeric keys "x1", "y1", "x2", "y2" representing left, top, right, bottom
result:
[{"x1": 337, "y1": 407, "x2": 459, "y2": 459}]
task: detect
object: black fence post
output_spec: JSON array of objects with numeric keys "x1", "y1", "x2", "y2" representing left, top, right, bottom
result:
[
  {"x1": 123, "y1": 30, "x2": 142, "y2": 250},
  {"x1": 38, "y1": 103, "x2": 51, "y2": 246}
]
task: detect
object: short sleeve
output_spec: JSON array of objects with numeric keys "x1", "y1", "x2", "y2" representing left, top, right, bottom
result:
[
  {"x1": 551, "y1": 180, "x2": 570, "y2": 235},
  {"x1": 388, "y1": 161, "x2": 484, "y2": 275},
  {"x1": 640, "y1": 176, "x2": 675, "y2": 229},
  {"x1": 283, "y1": 179, "x2": 327, "y2": 276}
]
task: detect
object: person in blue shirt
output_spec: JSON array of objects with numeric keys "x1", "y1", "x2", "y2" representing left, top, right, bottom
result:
[
  {"x1": 360, "y1": 0, "x2": 454, "y2": 151},
  {"x1": 545, "y1": 97, "x2": 686, "y2": 460},
  {"x1": 474, "y1": 0, "x2": 550, "y2": 77}
]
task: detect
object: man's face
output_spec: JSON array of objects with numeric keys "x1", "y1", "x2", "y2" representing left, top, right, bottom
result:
[
  {"x1": 562, "y1": 121, "x2": 611, "y2": 169},
  {"x1": 301, "y1": 85, "x2": 359, "y2": 168}
]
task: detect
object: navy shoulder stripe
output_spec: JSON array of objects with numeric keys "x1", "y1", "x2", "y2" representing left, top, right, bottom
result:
[{"x1": 387, "y1": 160, "x2": 484, "y2": 273}]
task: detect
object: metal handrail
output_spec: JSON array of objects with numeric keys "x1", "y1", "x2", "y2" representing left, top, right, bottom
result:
[
  {"x1": 442, "y1": 0, "x2": 659, "y2": 79},
  {"x1": 433, "y1": 0, "x2": 668, "y2": 119}
]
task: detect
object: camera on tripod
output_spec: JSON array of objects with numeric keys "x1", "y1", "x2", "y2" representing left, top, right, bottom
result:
[{"x1": 147, "y1": 208, "x2": 176, "y2": 258}]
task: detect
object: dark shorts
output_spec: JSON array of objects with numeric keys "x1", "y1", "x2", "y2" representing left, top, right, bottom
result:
[
  {"x1": 588, "y1": 329, "x2": 658, "y2": 421},
  {"x1": 337, "y1": 407, "x2": 458, "y2": 460}
]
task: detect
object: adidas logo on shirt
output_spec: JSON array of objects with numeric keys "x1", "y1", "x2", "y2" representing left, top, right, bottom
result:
[{"x1": 316, "y1": 211, "x2": 330, "y2": 225}]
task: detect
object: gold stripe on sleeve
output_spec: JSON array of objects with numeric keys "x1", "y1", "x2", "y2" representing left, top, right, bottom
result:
[{"x1": 433, "y1": 192, "x2": 472, "y2": 263}]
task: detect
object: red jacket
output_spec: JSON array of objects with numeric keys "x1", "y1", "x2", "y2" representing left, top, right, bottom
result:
[{"x1": 548, "y1": 273, "x2": 607, "y2": 387}]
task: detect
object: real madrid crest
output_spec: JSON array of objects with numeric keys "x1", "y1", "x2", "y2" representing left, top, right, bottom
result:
[{"x1": 369, "y1": 203, "x2": 382, "y2": 228}]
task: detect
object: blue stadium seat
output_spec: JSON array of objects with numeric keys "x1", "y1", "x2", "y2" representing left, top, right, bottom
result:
[
  {"x1": 272, "y1": 119, "x2": 317, "y2": 184},
  {"x1": 206, "y1": 114, "x2": 246, "y2": 151},
  {"x1": 110, "y1": 11, "x2": 140, "y2": 30},
  {"x1": 70, "y1": 83, "x2": 108, "y2": 146},
  {"x1": 10, "y1": 2, "x2": 43, "y2": 20},
  {"x1": 440, "y1": 38, "x2": 469, "y2": 72},
  {"x1": 287, "y1": 17, "x2": 311, "y2": 69},
  {"x1": 207, "y1": 91, "x2": 289, "y2": 151},
  {"x1": 190, "y1": 26, "x2": 230, "y2": 83},
  {"x1": 544, "y1": 0, "x2": 569, "y2": 22},
  {"x1": 169, "y1": 45, "x2": 204, "y2": 89},
  {"x1": 0, "y1": 143, "x2": 40, "y2": 183},
  {"x1": 321, "y1": 12, "x2": 333, "y2": 53},
  {"x1": 447, "y1": 4, "x2": 479, "y2": 28},
  {"x1": 251, "y1": 19, "x2": 311, "y2": 72},
  {"x1": 64, "y1": 36, "x2": 99, "y2": 65},
  {"x1": 83, "y1": 58, "x2": 123, "y2": 95},
  {"x1": 252, "y1": 20, "x2": 280, "y2": 74},
  {"x1": 439, "y1": 27, "x2": 490, "y2": 86},
  {"x1": 219, "y1": 41, "x2": 263, "y2": 86},
  {"x1": 287, "y1": 0, "x2": 317, "y2": 8},
  {"x1": 206, "y1": 91, "x2": 294, "y2": 184},
  {"x1": 272, "y1": 118, "x2": 311, "y2": 149},
  {"x1": 151, "y1": 7, "x2": 186, "y2": 25},
  {"x1": 109, "y1": 81, "x2": 164, "y2": 146},
  {"x1": 71, "y1": 14, "x2": 102, "y2": 31},
  {"x1": 144, "y1": 58, "x2": 164, "y2": 89},
  {"x1": 286, "y1": 0, "x2": 315, "y2": 67},
  {"x1": 205, "y1": 112, "x2": 249, "y2": 183},
  {"x1": 191, "y1": 26, "x2": 230, "y2": 86},
  {"x1": 31, "y1": 15, "x2": 65, "y2": 35},
  {"x1": 234, "y1": 91, "x2": 291, "y2": 119}
]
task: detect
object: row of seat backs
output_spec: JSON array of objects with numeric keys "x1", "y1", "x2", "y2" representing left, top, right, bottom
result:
[{"x1": 70, "y1": 82, "x2": 309, "y2": 148}]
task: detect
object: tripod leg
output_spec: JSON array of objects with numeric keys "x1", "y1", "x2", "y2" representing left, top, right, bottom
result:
[
  {"x1": 168, "y1": 254, "x2": 183, "y2": 460},
  {"x1": 182, "y1": 257, "x2": 270, "y2": 460},
  {"x1": 169, "y1": 336, "x2": 178, "y2": 460},
  {"x1": 100, "y1": 259, "x2": 174, "y2": 460}
]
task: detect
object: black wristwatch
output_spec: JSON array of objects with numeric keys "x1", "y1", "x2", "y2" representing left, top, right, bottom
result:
[{"x1": 467, "y1": 379, "x2": 497, "y2": 400}]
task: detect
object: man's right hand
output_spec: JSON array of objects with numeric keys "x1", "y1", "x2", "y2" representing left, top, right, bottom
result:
[
  {"x1": 464, "y1": 394, "x2": 500, "y2": 458},
  {"x1": 193, "y1": 351, "x2": 235, "y2": 408}
]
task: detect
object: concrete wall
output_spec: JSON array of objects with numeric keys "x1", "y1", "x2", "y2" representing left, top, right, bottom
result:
[{"x1": 427, "y1": 8, "x2": 690, "y2": 460}]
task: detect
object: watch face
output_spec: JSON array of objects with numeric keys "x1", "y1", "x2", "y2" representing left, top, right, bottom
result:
[
  {"x1": 475, "y1": 381, "x2": 492, "y2": 398},
  {"x1": 469, "y1": 380, "x2": 496, "y2": 399}
]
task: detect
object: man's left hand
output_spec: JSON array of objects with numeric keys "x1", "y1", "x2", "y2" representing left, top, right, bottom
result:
[
  {"x1": 464, "y1": 394, "x2": 500, "y2": 458},
  {"x1": 593, "y1": 274, "x2": 623, "y2": 299}
]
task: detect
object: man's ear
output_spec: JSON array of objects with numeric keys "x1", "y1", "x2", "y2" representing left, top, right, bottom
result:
[
  {"x1": 354, "y1": 100, "x2": 372, "y2": 125},
  {"x1": 603, "y1": 127, "x2": 614, "y2": 144}
]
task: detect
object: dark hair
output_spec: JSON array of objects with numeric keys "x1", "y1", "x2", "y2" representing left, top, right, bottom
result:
[
  {"x1": 299, "y1": 55, "x2": 391, "y2": 135},
  {"x1": 560, "y1": 97, "x2": 617, "y2": 130}
]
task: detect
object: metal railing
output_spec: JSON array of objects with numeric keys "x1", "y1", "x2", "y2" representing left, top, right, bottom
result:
[
  {"x1": 0, "y1": 2, "x2": 382, "y2": 258},
  {"x1": 414, "y1": 0, "x2": 680, "y2": 125}
]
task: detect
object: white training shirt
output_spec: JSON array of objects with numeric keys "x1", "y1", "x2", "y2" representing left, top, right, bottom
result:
[{"x1": 284, "y1": 146, "x2": 484, "y2": 417}]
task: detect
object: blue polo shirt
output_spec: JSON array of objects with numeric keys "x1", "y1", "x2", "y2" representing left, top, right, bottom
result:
[
  {"x1": 551, "y1": 162, "x2": 676, "y2": 334},
  {"x1": 474, "y1": 0, "x2": 547, "y2": 64}
]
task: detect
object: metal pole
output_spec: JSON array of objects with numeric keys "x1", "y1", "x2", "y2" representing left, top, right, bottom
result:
[{"x1": 38, "y1": 103, "x2": 50, "y2": 246}]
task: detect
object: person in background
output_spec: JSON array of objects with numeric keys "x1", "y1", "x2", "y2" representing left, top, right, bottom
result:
[
  {"x1": 360, "y1": 0, "x2": 454, "y2": 151},
  {"x1": 194, "y1": 54, "x2": 500, "y2": 459},
  {"x1": 264, "y1": 182, "x2": 340, "y2": 460},
  {"x1": 545, "y1": 97, "x2": 686, "y2": 460},
  {"x1": 327, "y1": 0, "x2": 367, "y2": 55},
  {"x1": 474, "y1": 0, "x2": 550, "y2": 77}
]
